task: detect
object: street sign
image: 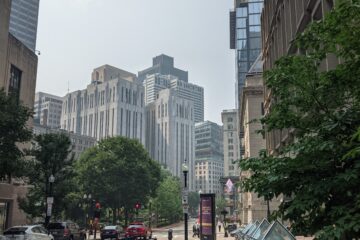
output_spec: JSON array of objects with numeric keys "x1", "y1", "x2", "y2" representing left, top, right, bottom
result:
[
  {"x1": 183, "y1": 204, "x2": 189, "y2": 214},
  {"x1": 47, "y1": 197, "x2": 54, "y2": 204},
  {"x1": 47, "y1": 203, "x2": 52, "y2": 216}
]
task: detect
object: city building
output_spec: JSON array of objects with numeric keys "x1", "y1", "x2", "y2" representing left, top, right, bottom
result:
[
  {"x1": 262, "y1": 0, "x2": 336, "y2": 154},
  {"x1": 145, "y1": 89, "x2": 195, "y2": 190},
  {"x1": 143, "y1": 73, "x2": 204, "y2": 123},
  {"x1": 33, "y1": 123, "x2": 97, "y2": 160},
  {"x1": 194, "y1": 121, "x2": 224, "y2": 194},
  {"x1": 138, "y1": 54, "x2": 188, "y2": 82},
  {"x1": 0, "y1": 0, "x2": 38, "y2": 233},
  {"x1": 34, "y1": 92, "x2": 63, "y2": 128},
  {"x1": 9, "y1": 0, "x2": 40, "y2": 51},
  {"x1": 222, "y1": 109, "x2": 241, "y2": 177},
  {"x1": 238, "y1": 57, "x2": 280, "y2": 224},
  {"x1": 61, "y1": 65, "x2": 145, "y2": 144},
  {"x1": 230, "y1": 0, "x2": 263, "y2": 108}
]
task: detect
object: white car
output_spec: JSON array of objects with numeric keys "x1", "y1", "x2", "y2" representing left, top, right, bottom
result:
[{"x1": 3, "y1": 225, "x2": 54, "y2": 240}]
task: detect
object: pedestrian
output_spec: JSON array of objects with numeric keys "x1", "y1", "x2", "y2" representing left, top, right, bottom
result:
[
  {"x1": 218, "y1": 220, "x2": 222, "y2": 232},
  {"x1": 196, "y1": 223, "x2": 200, "y2": 238},
  {"x1": 192, "y1": 224, "x2": 197, "y2": 237},
  {"x1": 168, "y1": 228, "x2": 173, "y2": 240}
]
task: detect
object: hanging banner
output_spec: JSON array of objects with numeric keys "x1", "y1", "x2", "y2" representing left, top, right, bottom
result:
[{"x1": 200, "y1": 194, "x2": 216, "y2": 240}]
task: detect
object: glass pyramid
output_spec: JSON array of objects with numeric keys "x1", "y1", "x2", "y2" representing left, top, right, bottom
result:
[
  {"x1": 249, "y1": 218, "x2": 270, "y2": 240},
  {"x1": 246, "y1": 220, "x2": 260, "y2": 237},
  {"x1": 260, "y1": 219, "x2": 296, "y2": 240}
]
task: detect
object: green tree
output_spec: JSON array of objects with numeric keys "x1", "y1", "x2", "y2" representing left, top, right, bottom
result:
[
  {"x1": 152, "y1": 172, "x2": 182, "y2": 225},
  {"x1": 19, "y1": 133, "x2": 75, "y2": 219},
  {"x1": 239, "y1": 1, "x2": 360, "y2": 239},
  {"x1": 75, "y1": 136, "x2": 161, "y2": 225},
  {"x1": 0, "y1": 90, "x2": 33, "y2": 181},
  {"x1": 215, "y1": 196, "x2": 226, "y2": 217},
  {"x1": 188, "y1": 192, "x2": 200, "y2": 216}
]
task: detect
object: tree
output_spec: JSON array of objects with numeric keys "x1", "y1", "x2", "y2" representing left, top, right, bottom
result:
[
  {"x1": 152, "y1": 171, "x2": 182, "y2": 225},
  {"x1": 239, "y1": 1, "x2": 360, "y2": 239},
  {"x1": 0, "y1": 90, "x2": 33, "y2": 181},
  {"x1": 19, "y1": 133, "x2": 75, "y2": 219},
  {"x1": 188, "y1": 192, "x2": 200, "y2": 217},
  {"x1": 75, "y1": 136, "x2": 161, "y2": 225},
  {"x1": 215, "y1": 196, "x2": 226, "y2": 217}
]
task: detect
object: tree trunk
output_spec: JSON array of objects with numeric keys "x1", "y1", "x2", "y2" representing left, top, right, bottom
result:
[{"x1": 112, "y1": 208, "x2": 117, "y2": 224}]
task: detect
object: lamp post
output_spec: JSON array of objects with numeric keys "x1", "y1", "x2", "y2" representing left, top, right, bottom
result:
[
  {"x1": 45, "y1": 174, "x2": 55, "y2": 227},
  {"x1": 83, "y1": 194, "x2": 92, "y2": 229},
  {"x1": 182, "y1": 161, "x2": 189, "y2": 240}
]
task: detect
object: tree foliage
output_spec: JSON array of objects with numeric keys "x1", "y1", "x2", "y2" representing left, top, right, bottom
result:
[
  {"x1": 0, "y1": 90, "x2": 33, "y2": 180},
  {"x1": 19, "y1": 133, "x2": 75, "y2": 219},
  {"x1": 152, "y1": 171, "x2": 182, "y2": 224},
  {"x1": 188, "y1": 192, "x2": 200, "y2": 216},
  {"x1": 75, "y1": 136, "x2": 161, "y2": 224},
  {"x1": 239, "y1": 1, "x2": 360, "y2": 239}
]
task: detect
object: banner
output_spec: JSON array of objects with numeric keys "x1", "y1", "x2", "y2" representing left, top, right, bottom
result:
[{"x1": 200, "y1": 194, "x2": 216, "y2": 240}]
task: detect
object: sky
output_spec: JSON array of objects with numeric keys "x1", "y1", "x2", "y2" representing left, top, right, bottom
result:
[{"x1": 36, "y1": 0, "x2": 235, "y2": 124}]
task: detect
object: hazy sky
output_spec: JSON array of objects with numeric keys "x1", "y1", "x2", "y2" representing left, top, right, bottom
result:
[{"x1": 36, "y1": 0, "x2": 235, "y2": 124}]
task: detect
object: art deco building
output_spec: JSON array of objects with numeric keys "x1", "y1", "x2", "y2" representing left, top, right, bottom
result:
[
  {"x1": 262, "y1": 0, "x2": 336, "y2": 154},
  {"x1": 145, "y1": 89, "x2": 195, "y2": 191},
  {"x1": 61, "y1": 65, "x2": 145, "y2": 144},
  {"x1": 34, "y1": 92, "x2": 63, "y2": 128},
  {"x1": 194, "y1": 121, "x2": 224, "y2": 194}
]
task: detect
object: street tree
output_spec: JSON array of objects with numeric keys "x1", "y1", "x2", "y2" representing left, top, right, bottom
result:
[
  {"x1": 0, "y1": 90, "x2": 33, "y2": 181},
  {"x1": 239, "y1": 1, "x2": 360, "y2": 239},
  {"x1": 188, "y1": 192, "x2": 200, "y2": 216},
  {"x1": 152, "y1": 171, "x2": 182, "y2": 225},
  {"x1": 19, "y1": 133, "x2": 75, "y2": 219},
  {"x1": 75, "y1": 136, "x2": 161, "y2": 225}
]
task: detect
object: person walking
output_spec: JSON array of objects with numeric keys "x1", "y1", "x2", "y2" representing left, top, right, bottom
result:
[
  {"x1": 218, "y1": 220, "x2": 222, "y2": 232},
  {"x1": 192, "y1": 224, "x2": 197, "y2": 237},
  {"x1": 168, "y1": 229, "x2": 173, "y2": 240},
  {"x1": 196, "y1": 223, "x2": 200, "y2": 238}
]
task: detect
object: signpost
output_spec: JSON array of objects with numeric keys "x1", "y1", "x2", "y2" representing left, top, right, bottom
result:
[{"x1": 200, "y1": 194, "x2": 216, "y2": 240}]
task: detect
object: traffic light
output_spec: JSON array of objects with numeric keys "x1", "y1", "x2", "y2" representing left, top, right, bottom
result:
[{"x1": 135, "y1": 202, "x2": 141, "y2": 210}]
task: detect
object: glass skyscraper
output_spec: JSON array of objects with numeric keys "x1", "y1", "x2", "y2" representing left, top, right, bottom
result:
[
  {"x1": 230, "y1": 0, "x2": 263, "y2": 108},
  {"x1": 9, "y1": 0, "x2": 40, "y2": 51}
]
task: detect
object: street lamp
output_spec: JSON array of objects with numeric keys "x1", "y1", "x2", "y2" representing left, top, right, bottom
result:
[
  {"x1": 45, "y1": 174, "x2": 55, "y2": 227},
  {"x1": 182, "y1": 160, "x2": 189, "y2": 240},
  {"x1": 83, "y1": 194, "x2": 92, "y2": 229}
]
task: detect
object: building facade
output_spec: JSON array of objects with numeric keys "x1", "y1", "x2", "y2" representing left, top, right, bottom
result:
[
  {"x1": 230, "y1": 0, "x2": 263, "y2": 108},
  {"x1": 262, "y1": 0, "x2": 336, "y2": 154},
  {"x1": 9, "y1": 0, "x2": 40, "y2": 51},
  {"x1": 61, "y1": 65, "x2": 145, "y2": 144},
  {"x1": 145, "y1": 89, "x2": 195, "y2": 190},
  {"x1": 138, "y1": 54, "x2": 188, "y2": 82},
  {"x1": 34, "y1": 92, "x2": 63, "y2": 128},
  {"x1": 143, "y1": 73, "x2": 204, "y2": 123},
  {"x1": 222, "y1": 109, "x2": 241, "y2": 177},
  {"x1": 0, "y1": 0, "x2": 38, "y2": 233},
  {"x1": 33, "y1": 123, "x2": 97, "y2": 160},
  {"x1": 194, "y1": 121, "x2": 224, "y2": 194}
]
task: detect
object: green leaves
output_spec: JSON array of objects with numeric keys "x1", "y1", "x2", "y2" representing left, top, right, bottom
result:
[{"x1": 239, "y1": 1, "x2": 360, "y2": 239}]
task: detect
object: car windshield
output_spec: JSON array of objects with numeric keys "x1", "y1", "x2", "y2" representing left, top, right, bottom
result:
[
  {"x1": 48, "y1": 223, "x2": 65, "y2": 229},
  {"x1": 128, "y1": 225, "x2": 142, "y2": 228},
  {"x1": 104, "y1": 226, "x2": 116, "y2": 230},
  {"x1": 4, "y1": 227, "x2": 27, "y2": 235}
]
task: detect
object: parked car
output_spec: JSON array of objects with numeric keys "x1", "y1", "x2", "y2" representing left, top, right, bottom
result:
[
  {"x1": 3, "y1": 225, "x2": 54, "y2": 240},
  {"x1": 100, "y1": 225, "x2": 123, "y2": 240},
  {"x1": 47, "y1": 222, "x2": 84, "y2": 240},
  {"x1": 124, "y1": 222, "x2": 151, "y2": 239},
  {"x1": 227, "y1": 223, "x2": 237, "y2": 233}
]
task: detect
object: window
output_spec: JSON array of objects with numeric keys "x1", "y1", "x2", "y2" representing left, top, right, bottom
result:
[
  {"x1": 237, "y1": 29, "x2": 247, "y2": 39},
  {"x1": 8, "y1": 65, "x2": 22, "y2": 100},
  {"x1": 236, "y1": 18, "x2": 246, "y2": 28},
  {"x1": 228, "y1": 124, "x2": 233, "y2": 130},
  {"x1": 228, "y1": 145, "x2": 234, "y2": 150},
  {"x1": 249, "y1": 2, "x2": 263, "y2": 14},
  {"x1": 236, "y1": 7, "x2": 247, "y2": 17},
  {"x1": 249, "y1": 14, "x2": 261, "y2": 25}
]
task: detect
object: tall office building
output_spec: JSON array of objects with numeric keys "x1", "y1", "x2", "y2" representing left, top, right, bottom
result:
[
  {"x1": 34, "y1": 92, "x2": 63, "y2": 128},
  {"x1": 222, "y1": 109, "x2": 241, "y2": 177},
  {"x1": 138, "y1": 54, "x2": 188, "y2": 82},
  {"x1": 230, "y1": 0, "x2": 263, "y2": 108},
  {"x1": 145, "y1": 89, "x2": 195, "y2": 191},
  {"x1": 61, "y1": 65, "x2": 145, "y2": 143},
  {"x1": 143, "y1": 73, "x2": 204, "y2": 123},
  {"x1": 194, "y1": 121, "x2": 224, "y2": 194},
  {"x1": 9, "y1": 0, "x2": 40, "y2": 51}
]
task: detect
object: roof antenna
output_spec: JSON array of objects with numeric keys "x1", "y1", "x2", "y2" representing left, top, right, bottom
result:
[{"x1": 67, "y1": 81, "x2": 70, "y2": 94}]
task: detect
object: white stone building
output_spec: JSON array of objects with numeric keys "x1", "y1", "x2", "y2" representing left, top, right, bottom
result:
[
  {"x1": 222, "y1": 109, "x2": 241, "y2": 177},
  {"x1": 194, "y1": 121, "x2": 223, "y2": 194},
  {"x1": 34, "y1": 92, "x2": 63, "y2": 128},
  {"x1": 61, "y1": 65, "x2": 145, "y2": 143},
  {"x1": 143, "y1": 73, "x2": 204, "y2": 123},
  {"x1": 145, "y1": 89, "x2": 195, "y2": 190},
  {"x1": 33, "y1": 123, "x2": 97, "y2": 160}
]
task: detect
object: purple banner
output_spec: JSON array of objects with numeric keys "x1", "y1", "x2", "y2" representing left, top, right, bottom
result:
[{"x1": 201, "y1": 196, "x2": 213, "y2": 235}]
